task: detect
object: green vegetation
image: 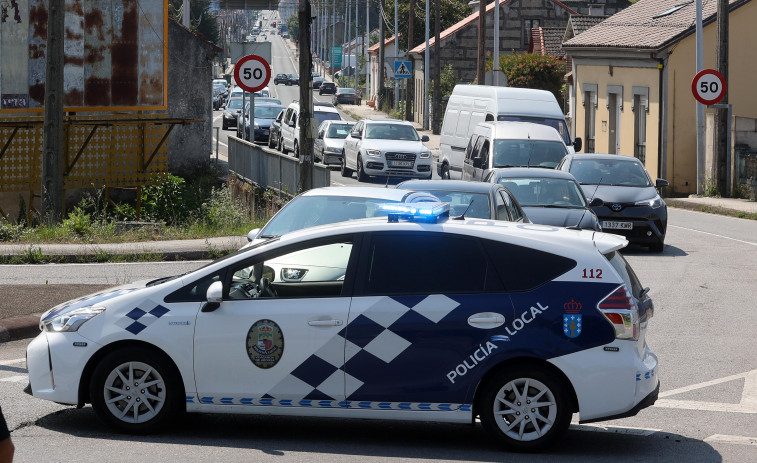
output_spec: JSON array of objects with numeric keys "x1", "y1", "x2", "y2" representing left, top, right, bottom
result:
[{"x1": 487, "y1": 53, "x2": 566, "y2": 109}]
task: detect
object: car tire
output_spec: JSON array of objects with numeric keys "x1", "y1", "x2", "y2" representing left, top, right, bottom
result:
[
  {"x1": 478, "y1": 367, "x2": 571, "y2": 452},
  {"x1": 277, "y1": 136, "x2": 284, "y2": 153},
  {"x1": 357, "y1": 155, "x2": 368, "y2": 182},
  {"x1": 649, "y1": 240, "x2": 665, "y2": 253},
  {"x1": 268, "y1": 134, "x2": 275, "y2": 149},
  {"x1": 90, "y1": 347, "x2": 184, "y2": 434},
  {"x1": 294, "y1": 141, "x2": 299, "y2": 159},
  {"x1": 340, "y1": 150, "x2": 353, "y2": 177},
  {"x1": 441, "y1": 163, "x2": 451, "y2": 180},
  {"x1": 222, "y1": 120, "x2": 228, "y2": 130}
]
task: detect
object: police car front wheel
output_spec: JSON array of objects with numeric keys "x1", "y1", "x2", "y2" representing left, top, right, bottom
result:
[
  {"x1": 479, "y1": 367, "x2": 571, "y2": 452},
  {"x1": 90, "y1": 347, "x2": 183, "y2": 434}
]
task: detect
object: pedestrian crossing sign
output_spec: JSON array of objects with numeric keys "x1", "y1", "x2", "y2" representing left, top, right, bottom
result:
[{"x1": 394, "y1": 60, "x2": 412, "y2": 78}]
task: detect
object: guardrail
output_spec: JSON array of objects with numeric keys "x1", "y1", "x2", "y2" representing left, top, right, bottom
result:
[{"x1": 228, "y1": 136, "x2": 330, "y2": 195}]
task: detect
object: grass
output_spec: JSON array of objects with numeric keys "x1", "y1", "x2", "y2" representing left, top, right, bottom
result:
[{"x1": 665, "y1": 198, "x2": 757, "y2": 221}]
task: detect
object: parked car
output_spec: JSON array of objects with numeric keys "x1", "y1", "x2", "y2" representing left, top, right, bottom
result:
[
  {"x1": 333, "y1": 87, "x2": 360, "y2": 105},
  {"x1": 319, "y1": 82, "x2": 337, "y2": 95},
  {"x1": 314, "y1": 120, "x2": 356, "y2": 165},
  {"x1": 268, "y1": 109, "x2": 285, "y2": 149},
  {"x1": 274, "y1": 73, "x2": 288, "y2": 85},
  {"x1": 222, "y1": 97, "x2": 244, "y2": 130},
  {"x1": 244, "y1": 186, "x2": 439, "y2": 246},
  {"x1": 278, "y1": 102, "x2": 341, "y2": 157},
  {"x1": 27, "y1": 201, "x2": 658, "y2": 453},
  {"x1": 397, "y1": 179, "x2": 529, "y2": 222},
  {"x1": 557, "y1": 153, "x2": 669, "y2": 252},
  {"x1": 462, "y1": 121, "x2": 569, "y2": 181},
  {"x1": 341, "y1": 119, "x2": 432, "y2": 181},
  {"x1": 313, "y1": 76, "x2": 325, "y2": 89},
  {"x1": 212, "y1": 87, "x2": 226, "y2": 110},
  {"x1": 240, "y1": 104, "x2": 286, "y2": 143},
  {"x1": 485, "y1": 168, "x2": 602, "y2": 231}
]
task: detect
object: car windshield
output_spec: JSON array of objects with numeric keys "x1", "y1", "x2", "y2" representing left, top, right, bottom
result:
[
  {"x1": 338, "y1": 89, "x2": 356, "y2": 95},
  {"x1": 365, "y1": 123, "x2": 420, "y2": 141},
  {"x1": 259, "y1": 195, "x2": 401, "y2": 237},
  {"x1": 492, "y1": 140, "x2": 567, "y2": 169},
  {"x1": 497, "y1": 177, "x2": 586, "y2": 208},
  {"x1": 568, "y1": 159, "x2": 653, "y2": 187},
  {"x1": 497, "y1": 115, "x2": 572, "y2": 145},
  {"x1": 251, "y1": 105, "x2": 284, "y2": 118},
  {"x1": 314, "y1": 111, "x2": 341, "y2": 126},
  {"x1": 326, "y1": 124, "x2": 354, "y2": 138},
  {"x1": 227, "y1": 98, "x2": 243, "y2": 109},
  {"x1": 408, "y1": 190, "x2": 491, "y2": 219}
]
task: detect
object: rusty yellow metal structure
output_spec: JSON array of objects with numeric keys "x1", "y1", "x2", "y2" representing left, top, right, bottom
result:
[{"x1": 0, "y1": 114, "x2": 201, "y2": 221}]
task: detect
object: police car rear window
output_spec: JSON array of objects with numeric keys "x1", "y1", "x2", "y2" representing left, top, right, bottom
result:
[{"x1": 482, "y1": 240, "x2": 576, "y2": 291}]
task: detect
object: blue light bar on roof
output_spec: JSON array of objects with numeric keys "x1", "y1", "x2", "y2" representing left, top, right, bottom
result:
[{"x1": 377, "y1": 202, "x2": 450, "y2": 223}]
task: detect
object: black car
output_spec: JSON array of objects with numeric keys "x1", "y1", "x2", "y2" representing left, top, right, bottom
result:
[
  {"x1": 333, "y1": 88, "x2": 360, "y2": 105},
  {"x1": 557, "y1": 153, "x2": 669, "y2": 252},
  {"x1": 319, "y1": 82, "x2": 336, "y2": 95},
  {"x1": 267, "y1": 109, "x2": 286, "y2": 149},
  {"x1": 485, "y1": 168, "x2": 602, "y2": 231},
  {"x1": 222, "y1": 97, "x2": 244, "y2": 130},
  {"x1": 285, "y1": 73, "x2": 299, "y2": 86},
  {"x1": 313, "y1": 76, "x2": 325, "y2": 89},
  {"x1": 241, "y1": 104, "x2": 286, "y2": 143},
  {"x1": 274, "y1": 73, "x2": 288, "y2": 85},
  {"x1": 396, "y1": 180, "x2": 529, "y2": 223}
]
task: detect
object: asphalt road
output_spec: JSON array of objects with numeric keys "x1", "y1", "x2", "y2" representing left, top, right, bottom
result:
[{"x1": 1, "y1": 207, "x2": 756, "y2": 462}]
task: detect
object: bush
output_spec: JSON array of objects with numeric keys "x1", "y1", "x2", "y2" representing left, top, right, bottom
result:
[
  {"x1": 141, "y1": 174, "x2": 187, "y2": 225},
  {"x1": 488, "y1": 53, "x2": 566, "y2": 109},
  {"x1": 62, "y1": 206, "x2": 92, "y2": 237}
]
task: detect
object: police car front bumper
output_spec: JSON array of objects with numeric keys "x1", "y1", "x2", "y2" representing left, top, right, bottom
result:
[{"x1": 26, "y1": 331, "x2": 98, "y2": 406}]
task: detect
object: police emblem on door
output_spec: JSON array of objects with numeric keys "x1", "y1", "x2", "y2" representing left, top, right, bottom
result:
[
  {"x1": 246, "y1": 319, "x2": 285, "y2": 368},
  {"x1": 563, "y1": 299, "x2": 582, "y2": 338}
]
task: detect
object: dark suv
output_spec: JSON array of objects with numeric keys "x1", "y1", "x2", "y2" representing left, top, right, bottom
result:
[
  {"x1": 274, "y1": 73, "x2": 288, "y2": 85},
  {"x1": 319, "y1": 82, "x2": 336, "y2": 95}
]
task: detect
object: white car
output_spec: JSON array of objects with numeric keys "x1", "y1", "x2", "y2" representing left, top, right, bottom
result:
[
  {"x1": 341, "y1": 118, "x2": 433, "y2": 181},
  {"x1": 26, "y1": 204, "x2": 659, "y2": 452},
  {"x1": 278, "y1": 102, "x2": 341, "y2": 158}
]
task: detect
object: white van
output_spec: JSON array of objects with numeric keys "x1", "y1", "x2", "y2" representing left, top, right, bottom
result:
[
  {"x1": 438, "y1": 85, "x2": 581, "y2": 179},
  {"x1": 461, "y1": 121, "x2": 569, "y2": 181}
]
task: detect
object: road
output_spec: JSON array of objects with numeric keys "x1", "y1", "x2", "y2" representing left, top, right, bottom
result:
[
  {"x1": 212, "y1": 33, "x2": 439, "y2": 187},
  {"x1": 2, "y1": 207, "x2": 756, "y2": 461}
]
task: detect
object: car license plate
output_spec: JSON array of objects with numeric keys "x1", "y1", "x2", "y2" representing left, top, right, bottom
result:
[
  {"x1": 602, "y1": 221, "x2": 632, "y2": 230},
  {"x1": 389, "y1": 160, "x2": 413, "y2": 167}
]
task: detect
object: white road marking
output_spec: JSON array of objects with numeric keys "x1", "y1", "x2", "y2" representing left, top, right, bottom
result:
[
  {"x1": 668, "y1": 225, "x2": 757, "y2": 247},
  {"x1": 704, "y1": 434, "x2": 757, "y2": 446},
  {"x1": 569, "y1": 423, "x2": 661, "y2": 436},
  {"x1": 655, "y1": 369, "x2": 757, "y2": 414},
  {"x1": 0, "y1": 375, "x2": 27, "y2": 383}
]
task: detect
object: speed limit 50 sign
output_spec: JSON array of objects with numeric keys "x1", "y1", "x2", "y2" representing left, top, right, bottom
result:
[
  {"x1": 692, "y1": 69, "x2": 726, "y2": 105},
  {"x1": 234, "y1": 54, "x2": 272, "y2": 93}
]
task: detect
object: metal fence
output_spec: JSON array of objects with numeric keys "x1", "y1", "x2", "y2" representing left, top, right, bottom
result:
[{"x1": 227, "y1": 136, "x2": 331, "y2": 195}]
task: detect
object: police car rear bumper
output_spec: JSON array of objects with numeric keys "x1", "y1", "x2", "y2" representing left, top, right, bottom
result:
[{"x1": 580, "y1": 381, "x2": 659, "y2": 424}]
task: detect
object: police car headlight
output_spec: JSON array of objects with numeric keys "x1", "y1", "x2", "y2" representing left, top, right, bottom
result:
[
  {"x1": 366, "y1": 149, "x2": 382, "y2": 158},
  {"x1": 281, "y1": 268, "x2": 308, "y2": 282},
  {"x1": 41, "y1": 306, "x2": 105, "y2": 333},
  {"x1": 419, "y1": 151, "x2": 431, "y2": 159},
  {"x1": 635, "y1": 195, "x2": 664, "y2": 208}
]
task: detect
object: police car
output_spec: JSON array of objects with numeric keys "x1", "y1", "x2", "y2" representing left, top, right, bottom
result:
[{"x1": 26, "y1": 204, "x2": 659, "y2": 452}]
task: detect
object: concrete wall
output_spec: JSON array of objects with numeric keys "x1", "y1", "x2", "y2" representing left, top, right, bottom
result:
[{"x1": 166, "y1": 20, "x2": 220, "y2": 177}]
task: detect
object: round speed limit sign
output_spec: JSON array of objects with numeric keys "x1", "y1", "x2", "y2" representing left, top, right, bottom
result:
[
  {"x1": 234, "y1": 54, "x2": 272, "y2": 93},
  {"x1": 691, "y1": 69, "x2": 726, "y2": 105}
]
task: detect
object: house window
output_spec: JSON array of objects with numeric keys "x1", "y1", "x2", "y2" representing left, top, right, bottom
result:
[
  {"x1": 632, "y1": 87, "x2": 649, "y2": 163},
  {"x1": 523, "y1": 19, "x2": 540, "y2": 47},
  {"x1": 583, "y1": 83, "x2": 597, "y2": 153}
]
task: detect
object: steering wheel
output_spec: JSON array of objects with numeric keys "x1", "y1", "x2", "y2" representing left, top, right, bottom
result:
[{"x1": 259, "y1": 277, "x2": 277, "y2": 298}]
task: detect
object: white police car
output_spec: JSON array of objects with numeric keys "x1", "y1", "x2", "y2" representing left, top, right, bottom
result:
[{"x1": 26, "y1": 204, "x2": 658, "y2": 452}]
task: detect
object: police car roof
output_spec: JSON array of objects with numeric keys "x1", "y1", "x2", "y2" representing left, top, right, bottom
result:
[
  {"x1": 298, "y1": 186, "x2": 437, "y2": 202},
  {"x1": 275, "y1": 213, "x2": 627, "y2": 256}
]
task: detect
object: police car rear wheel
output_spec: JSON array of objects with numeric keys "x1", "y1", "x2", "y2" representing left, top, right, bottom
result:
[
  {"x1": 479, "y1": 368, "x2": 570, "y2": 452},
  {"x1": 90, "y1": 347, "x2": 182, "y2": 434}
]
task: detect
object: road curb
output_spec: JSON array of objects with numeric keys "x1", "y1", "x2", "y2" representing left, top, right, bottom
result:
[{"x1": 0, "y1": 314, "x2": 42, "y2": 343}]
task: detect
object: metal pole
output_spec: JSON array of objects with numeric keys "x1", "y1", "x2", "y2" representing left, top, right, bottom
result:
[
  {"x1": 394, "y1": 0, "x2": 399, "y2": 111},
  {"x1": 695, "y1": 0, "x2": 704, "y2": 195},
  {"x1": 493, "y1": 0, "x2": 500, "y2": 85},
  {"x1": 424, "y1": 0, "x2": 430, "y2": 130},
  {"x1": 433, "y1": 0, "x2": 440, "y2": 134},
  {"x1": 355, "y1": 0, "x2": 360, "y2": 92},
  {"x1": 477, "y1": 0, "x2": 485, "y2": 84},
  {"x1": 42, "y1": 0, "x2": 65, "y2": 224},
  {"x1": 366, "y1": 0, "x2": 370, "y2": 101},
  {"x1": 332, "y1": 0, "x2": 336, "y2": 76},
  {"x1": 407, "y1": 0, "x2": 415, "y2": 122},
  {"x1": 347, "y1": 0, "x2": 352, "y2": 87}
]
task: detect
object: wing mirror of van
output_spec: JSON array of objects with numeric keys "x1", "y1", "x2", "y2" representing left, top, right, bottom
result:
[
  {"x1": 573, "y1": 137, "x2": 583, "y2": 152},
  {"x1": 472, "y1": 157, "x2": 482, "y2": 168},
  {"x1": 421, "y1": 135, "x2": 429, "y2": 142}
]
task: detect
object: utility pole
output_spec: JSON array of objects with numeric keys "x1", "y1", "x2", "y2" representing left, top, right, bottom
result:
[
  {"x1": 347, "y1": 0, "x2": 352, "y2": 87},
  {"x1": 366, "y1": 0, "x2": 370, "y2": 101},
  {"x1": 715, "y1": 0, "x2": 729, "y2": 196},
  {"x1": 355, "y1": 0, "x2": 359, "y2": 92},
  {"x1": 42, "y1": 0, "x2": 65, "y2": 224},
  {"x1": 695, "y1": 0, "x2": 704, "y2": 195},
  {"x1": 432, "y1": 0, "x2": 441, "y2": 134},
  {"x1": 424, "y1": 0, "x2": 429, "y2": 130},
  {"x1": 298, "y1": 0, "x2": 314, "y2": 192},
  {"x1": 394, "y1": 0, "x2": 399, "y2": 111},
  {"x1": 406, "y1": 0, "x2": 414, "y2": 122},
  {"x1": 477, "y1": 0, "x2": 485, "y2": 84},
  {"x1": 378, "y1": 0, "x2": 385, "y2": 109}
]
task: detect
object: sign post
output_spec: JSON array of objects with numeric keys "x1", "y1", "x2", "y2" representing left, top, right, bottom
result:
[{"x1": 234, "y1": 54, "x2": 272, "y2": 141}]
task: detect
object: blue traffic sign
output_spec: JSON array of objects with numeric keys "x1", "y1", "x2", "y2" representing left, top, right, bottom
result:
[{"x1": 394, "y1": 60, "x2": 412, "y2": 79}]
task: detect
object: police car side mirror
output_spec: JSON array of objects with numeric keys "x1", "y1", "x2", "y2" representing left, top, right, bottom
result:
[{"x1": 202, "y1": 281, "x2": 224, "y2": 312}]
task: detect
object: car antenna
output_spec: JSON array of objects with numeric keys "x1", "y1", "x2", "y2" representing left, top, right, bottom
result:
[
  {"x1": 454, "y1": 199, "x2": 475, "y2": 220},
  {"x1": 567, "y1": 176, "x2": 602, "y2": 231},
  {"x1": 385, "y1": 175, "x2": 391, "y2": 188}
]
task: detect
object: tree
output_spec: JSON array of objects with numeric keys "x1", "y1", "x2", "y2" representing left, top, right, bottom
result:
[
  {"x1": 168, "y1": 0, "x2": 220, "y2": 44},
  {"x1": 287, "y1": 12, "x2": 299, "y2": 39},
  {"x1": 489, "y1": 53, "x2": 566, "y2": 106},
  {"x1": 382, "y1": 0, "x2": 470, "y2": 48}
]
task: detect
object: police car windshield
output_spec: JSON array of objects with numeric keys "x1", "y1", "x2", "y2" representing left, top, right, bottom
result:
[
  {"x1": 497, "y1": 177, "x2": 586, "y2": 208},
  {"x1": 259, "y1": 195, "x2": 401, "y2": 238},
  {"x1": 497, "y1": 115, "x2": 572, "y2": 145},
  {"x1": 492, "y1": 140, "x2": 567, "y2": 169},
  {"x1": 569, "y1": 159, "x2": 653, "y2": 187}
]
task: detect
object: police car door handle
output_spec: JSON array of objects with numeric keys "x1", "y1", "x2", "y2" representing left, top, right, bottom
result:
[
  {"x1": 308, "y1": 319, "x2": 343, "y2": 327},
  {"x1": 469, "y1": 316, "x2": 504, "y2": 324}
]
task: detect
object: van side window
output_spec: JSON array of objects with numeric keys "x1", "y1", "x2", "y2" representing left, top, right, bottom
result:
[
  {"x1": 464, "y1": 135, "x2": 479, "y2": 161},
  {"x1": 472, "y1": 136, "x2": 486, "y2": 161},
  {"x1": 479, "y1": 141, "x2": 490, "y2": 167}
]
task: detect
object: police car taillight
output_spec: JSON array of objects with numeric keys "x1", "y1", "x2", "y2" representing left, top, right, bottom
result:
[
  {"x1": 598, "y1": 285, "x2": 639, "y2": 340},
  {"x1": 377, "y1": 202, "x2": 450, "y2": 223}
]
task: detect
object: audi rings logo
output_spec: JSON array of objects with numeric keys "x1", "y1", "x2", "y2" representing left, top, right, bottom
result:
[
  {"x1": 394, "y1": 153, "x2": 410, "y2": 159},
  {"x1": 611, "y1": 204, "x2": 623, "y2": 212}
]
